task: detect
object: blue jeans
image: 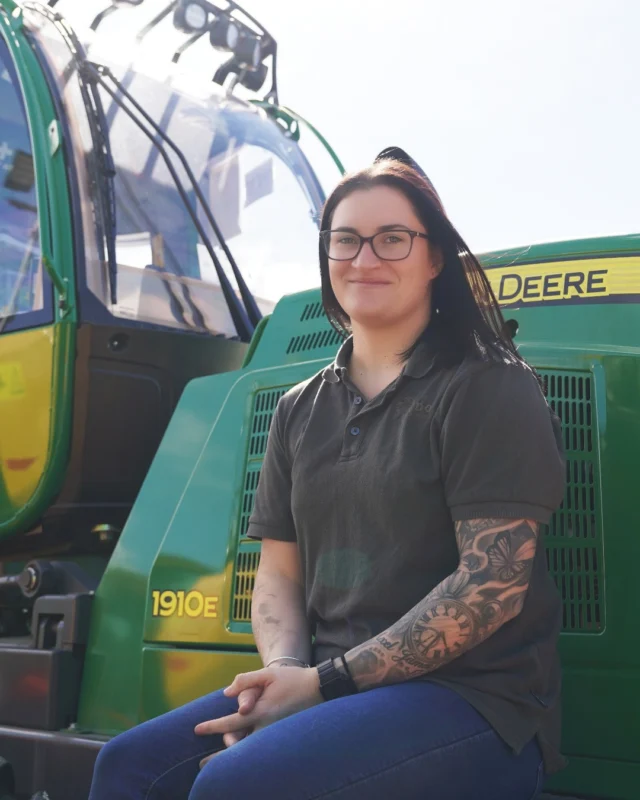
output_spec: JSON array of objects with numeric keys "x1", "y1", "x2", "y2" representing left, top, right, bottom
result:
[{"x1": 89, "y1": 682, "x2": 544, "y2": 800}]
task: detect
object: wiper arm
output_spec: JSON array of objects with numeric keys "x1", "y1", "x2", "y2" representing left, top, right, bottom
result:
[
  {"x1": 24, "y1": 2, "x2": 119, "y2": 305},
  {"x1": 83, "y1": 76, "x2": 118, "y2": 304},
  {"x1": 85, "y1": 63, "x2": 255, "y2": 341},
  {"x1": 93, "y1": 65, "x2": 262, "y2": 332}
]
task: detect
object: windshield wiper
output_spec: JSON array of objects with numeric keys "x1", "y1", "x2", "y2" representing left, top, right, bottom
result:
[
  {"x1": 24, "y1": 2, "x2": 119, "y2": 306},
  {"x1": 91, "y1": 64, "x2": 262, "y2": 335},
  {"x1": 27, "y1": 2, "x2": 259, "y2": 341}
]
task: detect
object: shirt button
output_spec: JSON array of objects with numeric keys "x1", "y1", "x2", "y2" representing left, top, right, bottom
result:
[
  {"x1": 350, "y1": 426, "x2": 360, "y2": 436},
  {"x1": 354, "y1": 396, "x2": 363, "y2": 405}
]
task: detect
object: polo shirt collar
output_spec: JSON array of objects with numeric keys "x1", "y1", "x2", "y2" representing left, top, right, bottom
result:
[
  {"x1": 322, "y1": 336, "x2": 352, "y2": 384},
  {"x1": 322, "y1": 327, "x2": 438, "y2": 384}
]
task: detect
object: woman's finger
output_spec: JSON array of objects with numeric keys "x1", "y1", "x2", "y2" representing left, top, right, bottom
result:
[
  {"x1": 223, "y1": 729, "x2": 250, "y2": 748},
  {"x1": 199, "y1": 751, "x2": 220, "y2": 769},
  {"x1": 198, "y1": 729, "x2": 251, "y2": 768},
  {"x1": 238, "y1": 687, "x2": 261, "y2": 714},
  {"x1": 223, "y1": 669, "x2": 269, "y2": 698},
  {"x1": 195, "y1": 711, "x2": 256, "y2": 736}
]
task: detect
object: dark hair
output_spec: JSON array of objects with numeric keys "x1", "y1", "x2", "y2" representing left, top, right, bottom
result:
[{"x1": 319, "y1": 159, "x2": 524, "y2": 367}]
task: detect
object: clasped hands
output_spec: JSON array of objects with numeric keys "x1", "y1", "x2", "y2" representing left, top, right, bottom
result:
[{"x1": 195, "y1": 664, "x2": 323, "y2": 768}]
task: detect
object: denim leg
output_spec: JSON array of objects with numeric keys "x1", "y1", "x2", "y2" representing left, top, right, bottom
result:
[
  {"x1": 189, "y1": 682, "x2": 543, "y2": 800},
  {"x1": 88, "y1": 689, "x2": 237, "y2": 800}
]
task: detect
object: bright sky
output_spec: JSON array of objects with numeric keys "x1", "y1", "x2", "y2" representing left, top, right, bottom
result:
[
  {"x1": 59, "y1": 0, "x2": 640, "y2": 254},
  {"x1": 241, "y1": 0, "x2": 640, "y2": 253}
]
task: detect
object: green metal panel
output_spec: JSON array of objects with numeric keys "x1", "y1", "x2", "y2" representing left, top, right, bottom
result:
[
  {"x1": 480, "y1": 232, "x2": 640, "y2": 267},
  {"x1": 77, "y1": 363, "x2": 323, "y2": 734},
  {"x1": 0, "y1": 4, "x2": 77, "y2": 535}
]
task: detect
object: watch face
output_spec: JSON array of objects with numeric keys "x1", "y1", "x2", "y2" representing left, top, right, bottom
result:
[{"x1": 409, "y1": 600, "x2": 476, "y2": 662}]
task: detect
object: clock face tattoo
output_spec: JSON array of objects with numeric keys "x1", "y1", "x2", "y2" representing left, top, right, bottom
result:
[{"x1": 408, "y1": 600, "x2": 476, "y2": 662}]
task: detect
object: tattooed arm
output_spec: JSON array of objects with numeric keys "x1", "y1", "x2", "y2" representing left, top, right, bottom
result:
[
  {"x1": 345, "y1": 518, "x2": 538, "y2": 690},
  {"x1": 252, "y1": 538, "x2": 312, "y2": 667}
]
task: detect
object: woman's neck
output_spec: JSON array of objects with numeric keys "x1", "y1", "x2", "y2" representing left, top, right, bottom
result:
[{"x1": 348, "y1": 312, "x2": 431, "y2": 397}]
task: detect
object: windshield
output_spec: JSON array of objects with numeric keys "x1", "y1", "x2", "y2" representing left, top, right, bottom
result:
[
  {"x1": 27, "y1": 7, "x2": 326, "y2": 337},
  {"x1": 0, "y1": 35, "x2": 47, "y2": 331}
]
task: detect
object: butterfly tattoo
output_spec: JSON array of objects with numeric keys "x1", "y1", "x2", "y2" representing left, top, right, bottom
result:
[{"x1": 486, "y1": 531, "x2": 536, "y2": 582}]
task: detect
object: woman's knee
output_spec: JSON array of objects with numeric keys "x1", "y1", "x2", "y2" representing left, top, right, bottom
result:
[{"x1": 90, "y1": 727, "x2": 144, "y2": 797}]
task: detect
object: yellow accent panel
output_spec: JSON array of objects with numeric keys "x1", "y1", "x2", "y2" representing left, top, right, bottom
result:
[
  {"x1": 486, "y1": 256, "x2": 640, "y2": 306},
  {"x1": 0, "y1": 327, "x2": 54, "y2": 510},
  {"x1": 146, "y1": 571, "x2": 236, "y2": 645},
  {"x1": 141, "y1": 647, "x2": 261, "y2": 720}
]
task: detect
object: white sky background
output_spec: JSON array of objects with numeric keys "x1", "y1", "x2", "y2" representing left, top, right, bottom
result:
[
  {"x1": 240, "y1": 0, "x2": 639, "y2": 253},
  {"x1": 60, "y1": 0, "x2": 640, "y2": 254}
]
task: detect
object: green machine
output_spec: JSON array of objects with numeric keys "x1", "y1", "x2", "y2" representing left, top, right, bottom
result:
[{"x1": 0, "y1": 1, "x2": 638, "y2": 798}]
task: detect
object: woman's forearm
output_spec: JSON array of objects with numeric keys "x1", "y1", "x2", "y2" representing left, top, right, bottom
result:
[
  {"x1": 344, "y1": 518, "x2": 538, "y2": 690},
  {"x1": 251, "y1": 567, "x2": 312, "y2": 666}
]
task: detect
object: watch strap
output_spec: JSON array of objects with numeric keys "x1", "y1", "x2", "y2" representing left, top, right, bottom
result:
[{"x1": 316, "y1": 657, "x2": 358, "y2": 701}]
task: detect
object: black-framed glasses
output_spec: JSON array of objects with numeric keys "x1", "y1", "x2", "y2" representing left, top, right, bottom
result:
[{"x1": 320, "y1": 229, "x2": 429, "y2": 262}]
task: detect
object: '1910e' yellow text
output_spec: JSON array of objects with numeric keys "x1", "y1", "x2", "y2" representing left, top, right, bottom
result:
[{"x1": 151, "y1": 590, "x2": 218, "y2": 618}]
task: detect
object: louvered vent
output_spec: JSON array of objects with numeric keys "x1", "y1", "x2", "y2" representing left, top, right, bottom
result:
[
  {"x1": 232, "y1": 387, "x2": 294, "y2": 621},
  {"x1": 300, "y1": 301, "x2": 327, "y2": 321},
  {"x1": 233, "y1": 371, "x2": 604, "y2": 632},
  {"x1": 539, "y1": 370, "x2": 604, "y2": 632},
  {"x1": 286, "y1": 302, "x2": 344, "y2": 355},
  {"x1": 248, "y1": 387, "x2": 289, "y2": 459},
  {"x1": 232, "y1": 547, "x2": 261, "y2": 622},
  {"x1": 238, "y1": 465, "x2": 261, "y2": 539},
  {"x1": 286, "y1": 329, "x2": 343, "y2": 355}
]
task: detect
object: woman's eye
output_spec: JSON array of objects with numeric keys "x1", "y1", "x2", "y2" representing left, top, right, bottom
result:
[
  {"x1": 384, "y1": 235, "x2": 402, "y2": 244},
  {"x1": 338, "y1": 236, "x2": 357, "y2": 245}
]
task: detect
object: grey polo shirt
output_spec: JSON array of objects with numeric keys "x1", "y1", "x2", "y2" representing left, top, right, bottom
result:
[{"x1": 247, "y1": 331, "x2": 566, "y2": 772}]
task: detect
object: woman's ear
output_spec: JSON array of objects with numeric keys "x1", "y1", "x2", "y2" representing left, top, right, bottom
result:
[{"x1": 430, "y1": 247, "x2": 445, "y2": 278}]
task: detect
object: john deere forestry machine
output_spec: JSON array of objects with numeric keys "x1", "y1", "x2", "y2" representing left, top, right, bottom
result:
[{"x1": 0, "y1": 0, "x2": 638, "y2": 797}]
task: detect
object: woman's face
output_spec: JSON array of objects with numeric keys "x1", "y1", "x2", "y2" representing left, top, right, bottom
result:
[{"x1": 327, "y1": 185, "x2": 440, "y2": 331}]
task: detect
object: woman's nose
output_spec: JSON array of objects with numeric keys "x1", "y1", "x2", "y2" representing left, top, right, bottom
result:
[{"x1": 351, "y1": 241, "x2": 380, "y2": 268}]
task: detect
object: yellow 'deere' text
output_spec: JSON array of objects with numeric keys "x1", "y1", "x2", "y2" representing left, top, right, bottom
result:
[{"x1": 486, "y1": 256, "x2": 640, "y2": 306}]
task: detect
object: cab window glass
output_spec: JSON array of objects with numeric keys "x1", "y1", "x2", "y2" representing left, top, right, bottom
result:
[{"x1": 0, "y1": 35, "x2": 47, "y2": 330}]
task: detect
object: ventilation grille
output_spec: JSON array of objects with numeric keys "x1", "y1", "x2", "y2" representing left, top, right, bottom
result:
[
  {"x1": 546, "y1": 545, "x2": 601, "y2": 631},
  {"x1": 238, "y1": 465, "x2": 261, "y2": 539},
  {"x1": 300, "y1": 302, "x2": 327, "y2": 322},
  {"x1": 234, "y1": 371, "x2": 604, "y2": 632},
  {"x1": 232, "y1": 548, "x2": 261, "y2": 622},
  {"x1": 249, "y1": 388, "x2": 289, "y2": 458},
  {"x1": 232, "y1": 387, "x2": 293, "y2": 621},
  {"x1": 539, "y1": 369, "x2": 604, "y2": 633},
  {"x1": 286, "y1": 329, "x2": 343, "y2": 355},
  {"x1": 542, "y1": 372, "x2": 593, "y2": 452}
]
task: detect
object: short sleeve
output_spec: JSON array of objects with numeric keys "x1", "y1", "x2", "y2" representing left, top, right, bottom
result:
[
  {"x1": 439, "y1": 363, "x2": 565, "y2": 523},
  {"x1": 246, "y1": 397, "x2": 297, "y2": 542}
]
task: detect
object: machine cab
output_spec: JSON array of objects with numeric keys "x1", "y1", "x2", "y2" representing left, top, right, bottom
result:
[{"x1": 0, "y1": 0, "x2": 340, "y2": 554}]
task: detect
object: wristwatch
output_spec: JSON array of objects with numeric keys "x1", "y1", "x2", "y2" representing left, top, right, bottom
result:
[{"x1": 316, "y1": 657, "x2": 358, "y2": 701}]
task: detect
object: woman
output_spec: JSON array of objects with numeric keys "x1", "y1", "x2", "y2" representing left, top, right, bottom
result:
[{"x1": 89, "y1": 148, "x2": 566, "y2": 800}]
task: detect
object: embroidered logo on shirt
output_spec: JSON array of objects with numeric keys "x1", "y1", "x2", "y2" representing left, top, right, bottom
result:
[{"x1": 394, "y1": 397, "x2": 433, "y2": 419}]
